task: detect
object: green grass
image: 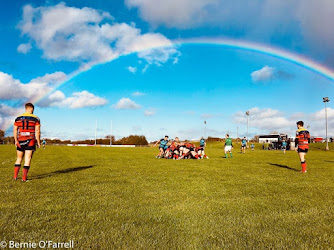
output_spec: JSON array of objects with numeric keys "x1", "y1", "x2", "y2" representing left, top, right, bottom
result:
[{"x1": 0, "y1": 143, "x2": 333, "y2": 249}]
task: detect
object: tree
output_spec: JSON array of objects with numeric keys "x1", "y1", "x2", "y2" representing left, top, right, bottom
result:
[
  {"x1": 0, "y1": 130, "x2": 4, "y2": 138},
  {"x1": 252, "y1": 135, "x2": 260, "y2": 142},
  {"x1": 116, "y1": 135, "x2": 148, "y2": 145}
]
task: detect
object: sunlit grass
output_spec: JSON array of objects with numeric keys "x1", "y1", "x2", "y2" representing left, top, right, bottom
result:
[{"x1": 0, "y1": 143, "x2": 333, "y2": 248}]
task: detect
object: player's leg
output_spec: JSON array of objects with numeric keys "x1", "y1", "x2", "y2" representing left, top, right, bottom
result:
[
  {"x1": 202, "y1": 148, "x2": 208, "y2": 159},
  {"x1": 14, "y1": 150, "x2": 24, "y2": 180},
  {"x1": 229, "y1": 148, "x2": 233, "y2": 158},
  {"x1": 157, "y1": 147, "x2": 164, "y2": 158},
  {"x1": 191, "y1": 150, "x2": 198, "y2": 159},
  {"x1": 22, "y1": 150, "x2": 34, "y2": 181},
  {"x1": 298, "y1": 152, "x2": 307, "y2": 173},
  {"x1": 224, "y1": 147, "x2": 228, "y2": 158}
]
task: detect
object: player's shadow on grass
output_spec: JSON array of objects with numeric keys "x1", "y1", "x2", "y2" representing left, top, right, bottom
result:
[
  {"x1": 268, "y1": 163, "x2": 299, "y2": 172},
  {"x1": 31, "y1": 166, "x2": 94, "y2": 180},
  {"x1": 324, "y1": 160, "x2": 334, "y2": 163}
]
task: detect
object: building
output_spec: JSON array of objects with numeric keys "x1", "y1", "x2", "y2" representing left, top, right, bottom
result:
[{"x1": 258, "y1": 134, "x2": 288, "y2": 143}]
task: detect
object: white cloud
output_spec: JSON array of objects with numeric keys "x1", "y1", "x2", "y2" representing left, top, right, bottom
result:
[
  {"x1": 126, "y1": 66, "x2": 137, "y2": 73},
  {"x1": 233, "y1": 107, "x2": 334, "y2": 137},
  {"x1": 144, "y1": 108, "x2": 156, "y2": 116},
  {"x1": 233, "y1": 107, "x2": 293, "y2": 131},
  {"x1": 0, "y1": 71, "x2": 107, "y2": 111},
  {"x1": 251, "y1": 66, "x2": 275, "y2": 82},
  {"x1": 18, "y1": 3, "x2": 179, "y2": 67},
  {"x1": 132, "y1": 91, "x2": 146, "y2": 96},
  {"x1": 40, "y1": 90, "x2": 108, "y2": 109},
  {"x1": 112, "y1": 98, "x2": 141, "y2": 110},
  {"x1": 306, "y1": 107, "x2": 334, "y2": 137},
  {"x1": 17, "y1": 43, "x2": 32, "y2": 54},
  {"x1": 0, "y1": 104, "x2": 22, "y2": 131},
  {"x1": 125, "y1": 0, "x2": 218, "y2": 28},
  {"x1": 142, "y1": 64, "x2": 150, "y2": 73},
  {"x1": 56, "y1": 91, "x2": 108, "y2": 109},
  {"x1": 0, "y1": 71, "x2": 66, "y2": 101},
  {"x1": 0, "y1": 104, "x2": 21, "y2": 116}
]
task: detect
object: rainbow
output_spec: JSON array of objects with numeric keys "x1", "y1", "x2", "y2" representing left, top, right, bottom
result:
[
  {"x1": 4, "y1": 37, "x2": 334, "y2": 131},
  {"x1": 176, "y1": 38, "x2": 334, "y2": 81},
  {"x1": 38, "y1": 37, "x2": 334, "y2": 101}
]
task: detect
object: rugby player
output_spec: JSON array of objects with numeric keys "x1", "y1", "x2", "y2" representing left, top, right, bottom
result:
[
  {"x1": 295, "y1": 121, "x2": 310, "y2": 173},
  {"x1": 13, "y1": 103, "x2": 41, "y2": 182},
  {"x1": 170, "y1": 137, "x2": 180, "y2": 159},
  {"x1": 224, "y1": 134, "x2": 233, "y2": 158},
  {"x1": 250, "y1": 143, "x2": 255, "y2": 151},
  {"x1": 154, "y1": 135, "x2": 169, "y2": 159},
  {"x1": 198, "y1": 137, "x2": 208, "y2": 159},
  {"x1": 241, "y1": 137, "x2": 247, "y2": 154},
  {"x1": 282, "y1": 140, "x2": 287, "y2": 154},
  {"x1": 179, "y1": 143, "x2": 199, "y2": 159},
  {"x1": 42, "y1": 138, "x2": 46, "y2": 149}
]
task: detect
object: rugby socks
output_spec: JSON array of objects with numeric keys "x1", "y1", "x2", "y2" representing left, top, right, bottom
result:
[
  {"x1": 301, "y1": 161, "x2": 307, "y2": 173},
  {"x1": 22, "y1": 166, "x2": 30, "y2": 181},
  {"x1": 230, "y1": 153, "x2": 233, "y2": 158},
  {"x1": 225, "y1": 153, "x2": 228, "y2": 158},
  {"x1": 13, "y1": 164, "x2": 21, "y2": 179}
]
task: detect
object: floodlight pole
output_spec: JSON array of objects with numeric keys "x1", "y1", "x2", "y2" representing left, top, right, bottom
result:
[
  {"x1": 204, "y1": 121, "x2": 207, "y2": 139},
  {"x1": 246, "y1": 111, "x2": 250, "y2": 142},
  {"x1": 323, "y1": 97, "x2": 330, "y2": 150},
  {"x1": 110, "y1": 120, "x2": 113, "y2": 146},
  {"x1": 95, "y1": 120, "x2": 97, "y2": 146}
]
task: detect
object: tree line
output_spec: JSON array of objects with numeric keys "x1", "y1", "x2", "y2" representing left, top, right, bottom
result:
[{"x1": 0, "y1": 130, "x2": 148, "y2": 146}]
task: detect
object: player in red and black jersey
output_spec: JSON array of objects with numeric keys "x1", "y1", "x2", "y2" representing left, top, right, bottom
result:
[
  {"x1": 13, "y1": 103, "x2": 41, "y2": 181},
  {"x1": 295, "y1": 121, "x2": 310, "y2": 173}
]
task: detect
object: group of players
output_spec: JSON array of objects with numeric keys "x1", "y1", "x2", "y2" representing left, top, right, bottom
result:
[
  {"x1": 154, "y1": 136, "x2": 209, "y2": 160},
  {"x1": 153, "y1": 122, "x2": 310, "y2": 174},
  {"x1": 154, "y1": 134, "x2": 249, "y2": 160},
  {"x1": 11, "y1": 103, "x2": 310, "y2": 182}
]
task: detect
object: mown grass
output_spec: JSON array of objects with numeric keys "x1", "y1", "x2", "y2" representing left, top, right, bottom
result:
[{"x1": 0, "y1": 143, "x2": 333, "y2": 249}]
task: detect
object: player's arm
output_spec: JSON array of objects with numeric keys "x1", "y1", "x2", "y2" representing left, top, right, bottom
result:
[
  {"x1": 153, "y1": 139, "x2": 160, "y2": 147},
  {"x1": 13, "y1": 125, "x2": 18, "y2": 147},
  {"x1": 35, "y1": 124, "x2": 41, "y2": 148},
  {"x1": 295, "y1": 133, "x2": 299, "y2": 150}
]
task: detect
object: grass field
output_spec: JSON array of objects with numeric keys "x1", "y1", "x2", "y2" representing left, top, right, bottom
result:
[{"x1": 0, "y1": 143, "x2": 333, "y2": 249}]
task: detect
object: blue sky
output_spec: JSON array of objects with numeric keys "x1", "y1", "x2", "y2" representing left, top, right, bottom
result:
[{"x1": 0, "y1": 0, "x2": 333, "y2": 141}]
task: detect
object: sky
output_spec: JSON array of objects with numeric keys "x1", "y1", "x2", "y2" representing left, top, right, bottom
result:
[{"x1": 0, "y1": 0, "x2": 333, "y2": 141}]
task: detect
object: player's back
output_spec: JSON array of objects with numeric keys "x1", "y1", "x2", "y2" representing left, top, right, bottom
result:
[
  {"x1": 296, "y1": 128, "x2": 310, "y2": 149},
  {"x1": 14, "y1": 113, "x2": 40, "y2": 141}
]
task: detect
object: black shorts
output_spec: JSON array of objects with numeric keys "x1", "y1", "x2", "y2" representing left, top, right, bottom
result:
[
  {"x1": 241, "y1": 145, "x2": 246, "y2": 148},
  {"x1": 17, "y1": 139, "x2": 36, "y2": 152},
  {"x1": 298, "y1": 148, "x2": 308, "y2": 153}
]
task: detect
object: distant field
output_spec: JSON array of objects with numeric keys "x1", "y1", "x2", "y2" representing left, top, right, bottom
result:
[{"x1": 0, "y1": 143, "x2": 333, "y2": 249}]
